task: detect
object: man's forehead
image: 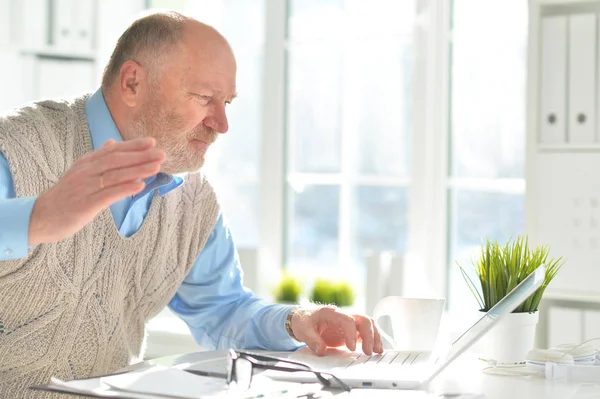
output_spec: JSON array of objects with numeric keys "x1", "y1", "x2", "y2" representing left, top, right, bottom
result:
[{"x1": 183, "y1": 77, "x2": 237, "y2": 98}]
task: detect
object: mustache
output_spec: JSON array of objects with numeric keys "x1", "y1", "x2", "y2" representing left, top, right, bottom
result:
[{"x1": 190, "y1": 129, "x2": 218, "y2": 144}]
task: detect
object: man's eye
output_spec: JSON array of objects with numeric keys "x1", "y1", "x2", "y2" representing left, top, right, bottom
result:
[{"x1": 196, "y1": 95, "x2": 211, "y2": 104}]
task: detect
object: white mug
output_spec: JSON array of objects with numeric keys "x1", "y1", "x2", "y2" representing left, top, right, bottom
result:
[{"x1": 373, "y1": 296, "x2": 445, "y2": 352}]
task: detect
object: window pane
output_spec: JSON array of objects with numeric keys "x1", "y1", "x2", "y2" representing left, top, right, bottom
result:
[
  {"x1": 285, "y1": 1, "x2": 416, "y2": 287},
  {"x1": 287, "y1": 44, "x2": 342, "y2": 173},
  {"x1": 288, "y1": 0, "x2": 345, "y2": 42},
  {"x1": 288, "y1": 0, "x2": 415, "y2": 41},
  {"x1": 351, "y1": 186, "x2": 409, "y2": 264},
  {"x1": 450, "y1": 0, "x2": 527, "y2": 178},
  {"x1": 287, "y1": 185, "x2": 340, "y2": 273},
  {"x1": 448, "y1": 190, "x2": 525, "y2": 308},
  {"x1": 351, "y1": 40, "x2": 413, "y2": 176},
  {"x1": 344, "y1": 0, "x2": 416, "y2": 37}
]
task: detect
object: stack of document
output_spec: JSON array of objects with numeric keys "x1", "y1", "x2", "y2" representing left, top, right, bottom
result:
[{"x1": 32, "y1": 366, "x2": 322, "y2": 399}]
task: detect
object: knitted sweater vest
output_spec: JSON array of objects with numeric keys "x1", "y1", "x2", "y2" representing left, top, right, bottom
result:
[{"x1": 0, "y1": 96, "x2": 220, "y2": 398}]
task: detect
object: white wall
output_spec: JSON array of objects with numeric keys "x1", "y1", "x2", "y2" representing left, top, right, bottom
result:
[{"x1": 0, "y1": 0, "x2": 146, "y2": 113}]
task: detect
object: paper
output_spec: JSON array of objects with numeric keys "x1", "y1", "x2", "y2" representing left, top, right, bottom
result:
[
  {"x1": 102, "y1": 367, "x2": 226, "y2": 398},
  {"x1": 34, "y1": 367, "x2": 227, "y2": 399},
  {"x1": 34, "y1": 365, "x2": 321, "y2": 399}
]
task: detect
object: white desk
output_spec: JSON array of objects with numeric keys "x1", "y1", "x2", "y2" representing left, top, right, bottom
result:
[{"x1": 130, "y1": 350, "x2": 598, "y2": 399}]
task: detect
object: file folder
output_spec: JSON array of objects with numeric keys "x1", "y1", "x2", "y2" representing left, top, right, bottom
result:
[
  {"x1": 539, "y1": 16, "x2": 567, "y2": 145},
  {"x1": 568, "y1": 13, "x2": 596, "y2": 144}
]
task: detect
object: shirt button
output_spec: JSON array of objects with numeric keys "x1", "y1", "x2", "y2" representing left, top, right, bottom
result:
[{"x1": 4, "y1": 249, "x2": 13, "y2": 256}]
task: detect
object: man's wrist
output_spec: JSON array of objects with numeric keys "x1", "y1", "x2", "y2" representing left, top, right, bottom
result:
[
  {"x1": 285, "y1": 307, "x2": 301, "y2": 341},
  {"x1": 28, "y1": 196, "x2": 49, "y2": 246}
]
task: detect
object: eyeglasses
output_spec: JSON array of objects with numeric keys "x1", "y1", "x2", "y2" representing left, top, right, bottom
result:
[{"x1": 226, "y1": 349, "x2": 351, "y2": 392}]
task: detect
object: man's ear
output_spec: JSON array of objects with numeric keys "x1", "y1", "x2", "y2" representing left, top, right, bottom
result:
[{"x1": 118, "y1": 60, "x2": 148, "y2": 107}]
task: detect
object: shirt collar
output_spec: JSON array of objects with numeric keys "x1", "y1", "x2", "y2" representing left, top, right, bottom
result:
[{"x1": 84, "y1": 88, "x2": 184, "y2": 197}]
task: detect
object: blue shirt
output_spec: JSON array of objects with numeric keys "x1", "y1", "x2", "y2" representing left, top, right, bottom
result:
[{"x1": 0, "y1": 89, "x2": 300, "y2": 351}]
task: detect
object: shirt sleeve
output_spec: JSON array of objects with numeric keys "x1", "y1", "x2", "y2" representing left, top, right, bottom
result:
[
  {"x1": 169, "y1": 213, "x2": 303, "y2": 351},
  {"x1": 0, "y1": 150, "x2": 36, "y2": 261}
]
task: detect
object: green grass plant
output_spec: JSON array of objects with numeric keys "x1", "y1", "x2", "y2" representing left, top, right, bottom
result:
[
  {"x1": 310, "y1": 278, "x2": 355, "y2": 307},
  {"x1": 273, "y1": 273, "x2": 302, "y2": 304},
  {"x1": 458, "y1": 236, "x2": 563, "y2": 313}
]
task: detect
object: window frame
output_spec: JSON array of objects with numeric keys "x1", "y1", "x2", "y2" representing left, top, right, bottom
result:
[
  {"x1": 257, "y1": 0, "x2": 453, "y2": 300},
  {"x1": 159, "y1": 0, "x2": 525, "y2": 305},
  {"x1": 444, "y1": 0, "x2": 527, "y2": 310}
]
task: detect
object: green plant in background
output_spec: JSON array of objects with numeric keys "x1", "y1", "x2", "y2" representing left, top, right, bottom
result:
[
  {"x1": 331, "y1": 281, "x2": 355, "y2": 307},
  {"x1": 310, "y1": 278, "x2": 355, "y2": 307},
  {"x1": 273, "y1": 273, "x2": 302, "y2": 304},
  {"x1": 458, "y1": 236, "x2": 563, "y2": 313},
  {"x1": 310, "y1": 278, "x2": 334, "y2": 304}
]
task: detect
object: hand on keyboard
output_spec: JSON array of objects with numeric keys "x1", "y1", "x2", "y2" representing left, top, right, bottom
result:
[{"x1": 288, "y1": 306, "x2": 384, "y2": 356}]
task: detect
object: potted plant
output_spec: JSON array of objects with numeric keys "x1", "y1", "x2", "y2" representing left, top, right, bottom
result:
[
  {"x1": 459, "y1": 236, "x2": 563, "y2": 364},
  {"x1": 331, "y1": 281, "x2": 355, "y2": 308},
  {"x1": 273, "y1": 273, "x2": 303, "y2": 304},
  {"x1": 310, "y1": 278, "x2": 355, "y2": 308}
]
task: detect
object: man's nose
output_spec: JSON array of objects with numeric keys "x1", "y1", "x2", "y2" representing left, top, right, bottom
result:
[{"x1": 204, "y1": 104, "x2": 229, "y2": 134}]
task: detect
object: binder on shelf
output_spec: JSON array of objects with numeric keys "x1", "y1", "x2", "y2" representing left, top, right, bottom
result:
[
  {"x1": 52, "y1": 0, "x2": 76, "y2": 51},
  {"x1": 72, "y1": 0, "x2": 95, "y2": 52},
  {"x1": 539, "y1": 16, "x2": 567, "y2": 145},
  {"x1": 568, "y1": 13, "x2": 596, "y2": 144}
]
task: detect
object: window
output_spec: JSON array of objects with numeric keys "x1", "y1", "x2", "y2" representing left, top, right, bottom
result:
[
  {"x1": 446, "y1": 0, "x2": 527, "y2": 310},
  {"x1": 144, "y1": 0, "x2": 529, "y2": 310},
  {"x1": 284, "y1": 0, "x2": 416, "y2": 285}
]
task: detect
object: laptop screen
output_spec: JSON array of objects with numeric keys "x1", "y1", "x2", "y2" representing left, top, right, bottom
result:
[{"x1": 425, "y1": 264, "x2": 546, "y2": 384}]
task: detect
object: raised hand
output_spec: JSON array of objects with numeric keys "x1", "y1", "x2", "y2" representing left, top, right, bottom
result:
[{"x1": 28, "y1": 137, "x2": 165, "y2": 245}]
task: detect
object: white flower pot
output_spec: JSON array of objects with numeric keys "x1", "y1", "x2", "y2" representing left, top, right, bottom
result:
[{"x1": 478, "y1": 311, "x2": 539, "y2": 364}]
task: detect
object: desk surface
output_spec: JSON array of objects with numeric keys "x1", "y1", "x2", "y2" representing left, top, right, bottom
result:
[{"x1": 126, "y1": 350, "x2": 598, "y2": 399}]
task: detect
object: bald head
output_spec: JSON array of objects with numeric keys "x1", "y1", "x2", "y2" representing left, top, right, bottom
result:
[{"x1": 101, "y1": 11, "x2": 233, "y2": 90}]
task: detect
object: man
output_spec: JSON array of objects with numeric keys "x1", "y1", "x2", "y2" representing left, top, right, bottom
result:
[{"x1": 0, "y1": 11, "x2": 382, "y2": 397}]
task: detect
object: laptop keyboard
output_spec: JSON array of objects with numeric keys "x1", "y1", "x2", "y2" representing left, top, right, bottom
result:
[{"x1": 345, "y1": 351, "x2": 424, "y2": 368}]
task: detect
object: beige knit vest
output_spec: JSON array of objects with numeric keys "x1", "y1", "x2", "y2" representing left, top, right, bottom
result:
[{"x1": 0, "y1": 97, "x2": 220, "y2": 398}]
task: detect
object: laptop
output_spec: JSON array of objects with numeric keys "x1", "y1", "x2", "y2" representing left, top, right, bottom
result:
[{"x1": 268, "y1": 264, "x2": 547, "y2": 390}]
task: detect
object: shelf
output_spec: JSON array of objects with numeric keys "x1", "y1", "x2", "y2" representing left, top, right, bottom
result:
[
  {"x1": 543, "y1": 289, "x2": 600, "y2": 305},
  {"x1": 20, "y1": 47, "x2": 96, "y2": 62},
  {"x1": 538, "y1": 143, "x2": 600, "y2": 152}
]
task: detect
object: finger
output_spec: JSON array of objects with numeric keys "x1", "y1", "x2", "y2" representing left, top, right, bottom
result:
[
  {"x1": 97, "y1": 137, "x2": 156, "y2": 155},
  {"x1": 91, "y1": 148, "x2": 166, "y2": 175},
  {"x1": 76, "y1": 139, "x2": 116, "y2": 163},
  {"x1": 99, "y1": 161, "x2": 162, "y2": 190},
  {"x1": 372, "y1": 318, "x2": 383, "y2": 353},
  {"x1": 355, "y1": 316, "x2": 375, "y2": 355},
  {"x1": 330, "y1": 312, "x2": 357, "y2": 352},
  {"x1": 76, "y1": 138, "x2": 159, "y2": 169},
  {"x1": 90, "y1": 180, "x2": 146, "y2": 207},
  {"x1": 301, "y1": 328, "x2": 328, "y2": 357}
]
